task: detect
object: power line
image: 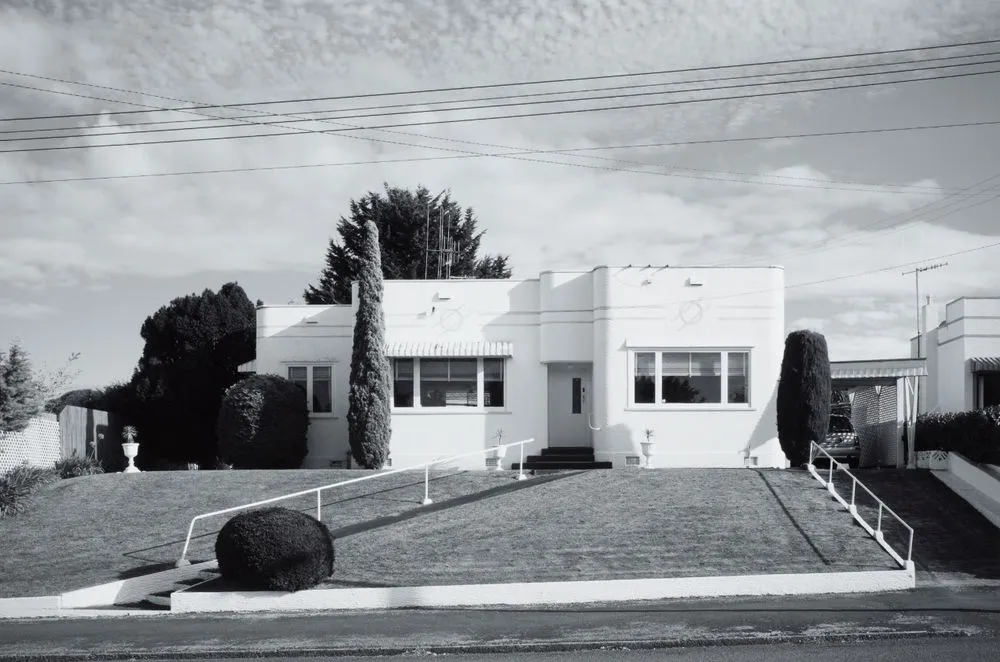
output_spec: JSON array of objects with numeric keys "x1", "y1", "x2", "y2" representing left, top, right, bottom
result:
[
  {"x1": 718, "y1": 175, "x2": 1000, "y2": 266},
  {"x1": 2, "y1": 36, "x2": 999, "y2": 122},
  {"x1": 3, "y1": 67, "x2": 999, "y2": 156},
  {"x1": 4, "y1": 49, "x2": 997, "y2": 136},
  {"x1": 0, "y1": 127, "x2": 982, "y2": 195},
  {"x1": 4, "y1": 61, "x2": 1000, "y2": 148}
]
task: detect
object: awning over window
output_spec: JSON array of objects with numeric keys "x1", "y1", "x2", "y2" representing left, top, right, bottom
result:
[
  {"x1": 384, "y1": 341, "x2": 513, "y2": 358},
  {"x1": 237, "y1": 359, "x2": 257, "y2": 373},
  {"x1": 830, "y1": 358, "x2": 926, "y2": 380},
  {"x1": 970, "y1": 356, "x2": 1000, "y2": 373}
]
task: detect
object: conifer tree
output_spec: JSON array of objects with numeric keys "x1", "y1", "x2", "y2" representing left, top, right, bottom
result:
[
  {"x1": 305, "y1": 184, "x2": 511, "y2": 304},
  {"x1": 776, "y1": 330, "x2": 833, "y2": 466},
  {"x1": 347, "y1": 220, "x2": 392, "y2": 468}
]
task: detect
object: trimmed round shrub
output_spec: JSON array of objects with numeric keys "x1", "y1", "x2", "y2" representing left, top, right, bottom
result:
[
  {"x1": 776, "y1": 329, "x2": 832, "y2": 467},
  {"x1": 215, "y1": 506, "x2": 334, "y2": 591},
  {"x1": 216, "y1": 374, "x2": 309, "y2": 469}
]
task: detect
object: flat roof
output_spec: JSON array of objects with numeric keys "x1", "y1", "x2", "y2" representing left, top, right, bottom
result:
[{"x1": 830, "y1": 357, "x2": 927, "y2": 380}]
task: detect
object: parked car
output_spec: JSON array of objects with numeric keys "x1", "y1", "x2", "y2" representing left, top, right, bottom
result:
[{"x1": 818, "y1": 414, "x2": 860, "y2": 468}]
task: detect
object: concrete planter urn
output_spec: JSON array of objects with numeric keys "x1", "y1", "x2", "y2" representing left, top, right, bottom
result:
[
  {"x1": 121, "y1": 425, "x2": 141, "y2": 473},
  {"x1": 493, "y1": 443, "x2": 507, "y2": 471},
  {"x1": 640, "y1": 428, "x2": 656, "y2": 469}
]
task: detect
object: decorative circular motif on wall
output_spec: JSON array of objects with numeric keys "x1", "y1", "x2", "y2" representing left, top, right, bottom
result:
[
  {"x1": 438, "y1": 307, "x2": 466, "y2": 332},
  {"x1": 675, "y1": 300, "x2": 706, "y2": 328}
]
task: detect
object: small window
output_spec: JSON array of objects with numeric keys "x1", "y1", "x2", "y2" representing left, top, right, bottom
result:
[
  {"x1": 393, "y1": 359, "x2": 414, "y2": 408},
  {"x1": 484, "y1": 358, "x2": 505, "y2": 408},
  {"x1": 571, "y1": 377, "x2": 582, "y2": 414},
  {"x1": 727, "y1": 352, "x2": 749, "y2": 404},
  {"x1": 287, "y1": 365, "x2": 334, "y2": 414},
  {"x1": 312, "y1": 366, "x2": 332, "y2": 413},
  {"x1": 634, "y1": 352, "x2": 655, "y2": 404}
]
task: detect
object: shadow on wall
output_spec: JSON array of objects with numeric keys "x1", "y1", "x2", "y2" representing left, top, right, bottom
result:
[{"x1": 744, "y1": 385, "x2": 786, "y2": 468}]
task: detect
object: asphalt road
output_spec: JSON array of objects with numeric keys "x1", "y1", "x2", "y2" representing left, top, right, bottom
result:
[
  {"x1": 2, "y1": 586, "x2": 999, "y2": 660},
  {"x1": 128, "y1": 637, "x2": 1000, "y2": 661}
]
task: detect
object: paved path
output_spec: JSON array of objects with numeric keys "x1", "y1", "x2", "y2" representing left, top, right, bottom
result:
[{"x1": 1, "y1": 586, "x2": 997, "y2": 660}]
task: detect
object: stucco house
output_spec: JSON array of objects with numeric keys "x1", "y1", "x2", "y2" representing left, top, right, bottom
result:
[
  {"x1": 239, "y1": 265, "x2": 789, "y2": 470},
  {"x1": 913, "y1": 296, "x2": 1000, "y2": 414}
]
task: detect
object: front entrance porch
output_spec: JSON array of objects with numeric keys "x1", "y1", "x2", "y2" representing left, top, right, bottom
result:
[{"x1": 511, "y1": 362, "x2": 610, "y2": 471}]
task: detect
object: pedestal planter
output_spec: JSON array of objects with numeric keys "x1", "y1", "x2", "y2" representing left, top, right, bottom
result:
[
  {"x1": 122, "y1": 442, "x2": 141, "y2": 473},
  {"x1": 493, "y1": 444, "x2": 507, "y2": 471},
  {"x1": 640, "y1": 441, "x2": 656, "y2": 469}
]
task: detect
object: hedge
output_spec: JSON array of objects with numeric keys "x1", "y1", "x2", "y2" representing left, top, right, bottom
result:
[
  {"x1": 915, "y1": 406, "x2": 1000, "y2": 464},
  {"x1": 216, "y1": 374, "x2": 310, "y2": 469},
  {"x1": 215, "y1": 506, "x2": 334, "y2": 591}
]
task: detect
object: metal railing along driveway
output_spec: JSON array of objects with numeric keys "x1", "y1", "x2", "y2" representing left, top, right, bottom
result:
[
  {"x1": 807, "y1": 441, "x2": 915, "y2": 570},
  {"x1": 175, "y1": 437, "x2": 536, "y2": 567}
]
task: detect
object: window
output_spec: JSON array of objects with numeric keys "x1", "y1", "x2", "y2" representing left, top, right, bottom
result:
[
  {"x1": 484, "y1": 358, "x2": 505, "y2": 408},
  {"x1": 629, "y1": 350, "x2": 750, "y2": 407},
  {"x1": 634, "y1": 352, "x2": 655, "y2": 404},
  {"x1": 391, "y1": 357, "x2": 507, "y2": 409},
  {"x1": 287, "y1": 365, "x2": 334, "y2": 414},
  {"x1": 394, "y1": 359, "x2": 414, "y2": 407},
  {"x1": 421, "y1": 358, "x2": 477, "y2": 407}
]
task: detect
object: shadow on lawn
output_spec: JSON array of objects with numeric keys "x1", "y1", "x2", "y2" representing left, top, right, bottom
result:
[
  {"x1": 117, "y1": 470, "x2": 576, "y2": 578},
  {"x1": 753, "y1": 469, "x2": 832, "y2": 566}
]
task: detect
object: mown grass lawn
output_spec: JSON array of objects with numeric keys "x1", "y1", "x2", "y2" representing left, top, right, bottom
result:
[
  {"x1": 2, "y1": 467, "x2": 899, "y2": 599},
  {"x1": 0, "y1": 468, "x2": 530, "y2": 598},
  {"x1": 190, "y1": 468, "x2": 899, "y2": 593}
]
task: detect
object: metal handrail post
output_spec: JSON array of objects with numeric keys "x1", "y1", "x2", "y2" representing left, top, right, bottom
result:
[
  {"x1": 517, "y1": 441, "x2": 527, "y2": 481},
  {"x1": 316, "y1": 490, "x2": 322, "y2": 521},
  {"x1": 422, "y1": 463, "x2": 433, "y2": 505}
]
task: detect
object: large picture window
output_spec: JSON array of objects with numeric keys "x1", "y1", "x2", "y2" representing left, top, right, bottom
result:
[
  {"x1": 630, "y1": 350, "x2": 751, "y2": 407},
  {"x1": 391, "y1": 357, "x2": 507, "y2": 410},
  {"x1": 287, "y1": 365, "x2": 334, "y2": 414}
]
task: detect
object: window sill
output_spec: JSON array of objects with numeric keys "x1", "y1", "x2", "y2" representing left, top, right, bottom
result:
[
  {"x1": 391, "y1": 408, "x2": 512, "y2": 415},
  {"x1": 625, "y1": 405, "x2": 755, "y2": 413},
  {"x1": 309, "y1": 413, "x2": 338, "y2": 419}
]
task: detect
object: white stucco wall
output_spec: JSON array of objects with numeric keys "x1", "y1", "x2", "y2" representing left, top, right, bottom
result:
[
  {"x1": 254, "y1": 265, "x2": 786, "y2": 470},
  {"x1": 590, "y1": 266, "x2": 785, "y2": 468},
  {"x1": 918, "y1": 297, "x2": 1000, "y2": 414}
]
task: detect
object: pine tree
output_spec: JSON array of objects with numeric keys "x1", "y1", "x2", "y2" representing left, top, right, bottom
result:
[
  {"x1": 0, "y1": 341, "x2": 45, "y2": 433},
  {"x1": 776, "y1": 330, "x2": 833, "y2": 466},
  {"x1": 347, "y1": 220, "x2": 392, "y2": 469},
  {"x1": 304, "y1": 184, "x2": 512, "y2": 304}
]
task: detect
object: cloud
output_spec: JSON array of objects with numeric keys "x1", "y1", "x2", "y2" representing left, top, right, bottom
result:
[{"x1": 0, "y1": 299, "x2": 55, "y2": 319}]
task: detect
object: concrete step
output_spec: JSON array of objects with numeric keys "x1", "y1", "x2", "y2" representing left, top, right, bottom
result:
[
  {"x1": 512, "y1": 461, "x2": 612, "y2": 471},
  {"x1": 540, "y1": 446, "x2": 596, "y2": 457}
]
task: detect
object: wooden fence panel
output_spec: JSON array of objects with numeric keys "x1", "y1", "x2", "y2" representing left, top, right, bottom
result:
[{"x1": 58, "y1": 405, "x2": 125, "y2": 472}]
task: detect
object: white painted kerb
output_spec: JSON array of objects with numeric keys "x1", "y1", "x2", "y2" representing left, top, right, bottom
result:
[
  {"x1": 172, "y1": 569, "x2": 914, "y2": 614},
  {"x1": 0, "y1": 596, "x2": 61, "y2": 618}
]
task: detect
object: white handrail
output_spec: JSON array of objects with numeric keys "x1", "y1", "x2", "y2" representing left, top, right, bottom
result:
[
  {"x1": 806, "y1": 441, "x2": 915, "y2": 569},
  {"x1": 175, "y1": 437, "x2": 535, "y2": 566}
]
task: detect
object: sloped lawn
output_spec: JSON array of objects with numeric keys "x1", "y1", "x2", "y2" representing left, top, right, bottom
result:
[
  {"x1": 193, "y1": 468, "x2": 899, "y2": 592},
  {"x1": 0, "y1": 468, "x2": 534, "y2": 598}
]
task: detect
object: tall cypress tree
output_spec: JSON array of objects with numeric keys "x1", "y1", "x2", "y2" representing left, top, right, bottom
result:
[
  {"x1": 776, "y1": 330, "x2": 833, "y2": 467},
  {"x1": 0, "y1": 342, "x2": 44, "y2": 434},
  {"x1": 304, "y1": 184, "x2": 512, "y2": 304},
  {"x1": 347, "y1": 221, "x2": 392, "y2": 469}
]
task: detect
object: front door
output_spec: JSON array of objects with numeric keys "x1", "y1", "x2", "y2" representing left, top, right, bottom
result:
[{"x1": 547, "y1": 364, "x2": 593, "y2": 447}]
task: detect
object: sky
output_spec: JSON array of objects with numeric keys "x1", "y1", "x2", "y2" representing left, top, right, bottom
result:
[{"x1": 1, "y1": 0, "x2": 1000, "y2": 390}]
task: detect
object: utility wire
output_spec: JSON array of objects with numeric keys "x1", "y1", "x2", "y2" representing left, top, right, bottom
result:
[
  {"x1": 2, "y1": 35, "x2": 999, "y2": 122},
  {"x1": 4, "y1": 49, "x2": 997, "y2": 136},
  {"x1": 712, "y1": 173, "x2": 1000, "y2": 267},
  {"x1": 3, "y1": 60, "x2": 1000, "y2": 148}
]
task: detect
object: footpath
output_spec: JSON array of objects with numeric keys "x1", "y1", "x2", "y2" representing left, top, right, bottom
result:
[{"x1": 1, "y1": 584, "x2": 998, "y2": 659}]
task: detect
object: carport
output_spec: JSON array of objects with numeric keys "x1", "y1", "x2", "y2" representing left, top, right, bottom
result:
[{"x1": 830, "y1": 358, "x2": 927, "y2": 469}]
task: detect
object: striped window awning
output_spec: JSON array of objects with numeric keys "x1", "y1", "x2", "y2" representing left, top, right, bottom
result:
[
  {"x1": 970, "y1": 356, "x2": 1000, "y2": 373},
  {"x1": 384, "y1": 341, "x2": 513, "y2": 358},
  {"x1": 830, "y1": 359, "x2": 926, "y2": 380},
  {"x1": 237, "y1": 359, "x2": 257, "y2": 373}
]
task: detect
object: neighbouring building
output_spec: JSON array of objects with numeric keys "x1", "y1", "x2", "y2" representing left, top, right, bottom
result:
[
  {"x1": 240, "y1": 265, "x2": 788, "y2": 470},
  {"x1": 913, "y1": 296, "x2": 1000, "y2": 414}
]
